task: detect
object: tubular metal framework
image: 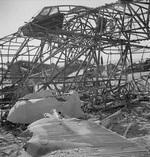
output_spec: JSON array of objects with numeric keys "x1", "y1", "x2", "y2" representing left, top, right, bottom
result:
[{"x1": 0, "y1": 0, "x2": 150, "y2": 106}]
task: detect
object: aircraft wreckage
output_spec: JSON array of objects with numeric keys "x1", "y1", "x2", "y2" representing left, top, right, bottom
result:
[
  {"x1": 0, "y1": 0, "x2": 150, "y2": 116},
  {"x1": 1, "y1": 0, "x2": 150, "y2": 156}
]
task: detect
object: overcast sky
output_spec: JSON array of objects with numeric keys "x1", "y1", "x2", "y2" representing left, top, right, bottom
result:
[{"x1": 0, "y1": 0, "x2": 117, "y2": 37}]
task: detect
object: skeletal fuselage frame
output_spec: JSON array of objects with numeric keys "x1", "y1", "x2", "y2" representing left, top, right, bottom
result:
[{"x1": 0, "y1": 0, "x2": 150, "y2": 105}]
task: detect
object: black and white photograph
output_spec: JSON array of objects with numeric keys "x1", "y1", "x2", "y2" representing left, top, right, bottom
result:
[{"x1": 0, "y1": 0, "x2": 150, "y2": 156}]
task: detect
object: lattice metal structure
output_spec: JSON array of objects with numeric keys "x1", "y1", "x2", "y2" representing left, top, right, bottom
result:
[{"x1": 0, "y1": 0, "x2": 150, "y2": 106}]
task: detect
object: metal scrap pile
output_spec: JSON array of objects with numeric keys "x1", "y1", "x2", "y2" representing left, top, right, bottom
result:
[{"x1": 0, "y1": 0, "x2": 150, "y2": 156}]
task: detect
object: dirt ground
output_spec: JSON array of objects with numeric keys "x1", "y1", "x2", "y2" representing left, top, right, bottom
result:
[{"x1": 0, "y1": 124, "x2": 23, "y2": 157}]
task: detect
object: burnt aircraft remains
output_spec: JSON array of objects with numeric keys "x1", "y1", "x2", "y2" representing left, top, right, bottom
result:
[{"x1": 0, "y1": 0, "x2": 150, "y2": 110}]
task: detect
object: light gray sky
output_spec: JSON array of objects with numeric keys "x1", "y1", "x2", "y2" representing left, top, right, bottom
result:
[{"x1": 0, "y1": 0, "x2": 117, "y2": 37}]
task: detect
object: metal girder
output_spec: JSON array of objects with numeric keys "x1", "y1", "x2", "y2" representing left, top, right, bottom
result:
[{"x1": 0, "y1": 0, "x2": 150, "y2": 106}]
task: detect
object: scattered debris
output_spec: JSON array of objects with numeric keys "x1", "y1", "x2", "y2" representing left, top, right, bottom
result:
[{"x1": 0, "y1": 0, "x2": 150, "y2": 156}]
